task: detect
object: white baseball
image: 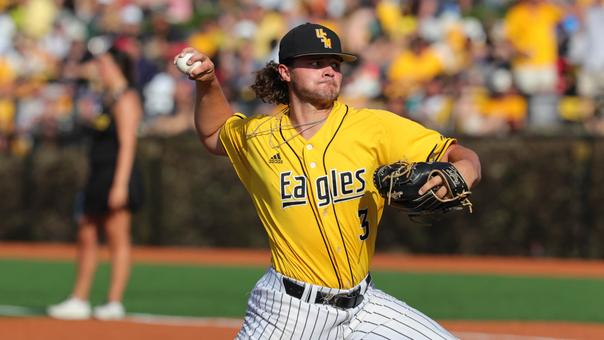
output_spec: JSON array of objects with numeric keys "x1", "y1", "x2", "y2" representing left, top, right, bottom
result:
[{"x1": 175, "y1": 52, "x2": 201, "y2": 75}]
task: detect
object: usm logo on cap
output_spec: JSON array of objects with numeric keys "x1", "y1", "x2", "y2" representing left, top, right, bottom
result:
[{"x1": 315, "y1": 29, "x2": 332, "y2": 49}]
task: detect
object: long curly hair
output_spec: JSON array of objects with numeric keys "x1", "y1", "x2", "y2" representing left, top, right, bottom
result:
[{"x1": 251, "y1": 61, "x2": 289, "y2": 105}]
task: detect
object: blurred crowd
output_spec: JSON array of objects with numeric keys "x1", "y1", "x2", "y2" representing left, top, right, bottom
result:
[{"x1": 1, "y1": 0, "x2": 604, "y2": 156}]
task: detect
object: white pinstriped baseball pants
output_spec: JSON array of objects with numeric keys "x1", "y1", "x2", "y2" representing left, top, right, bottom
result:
[{"x1": 236, "y1": 268, "x2": 457, "y2": 340}]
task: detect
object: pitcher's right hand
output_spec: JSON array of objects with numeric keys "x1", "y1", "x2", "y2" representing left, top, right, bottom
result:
[{"x1": 173, "y1": 48, "x2": 216, "y2": 83}]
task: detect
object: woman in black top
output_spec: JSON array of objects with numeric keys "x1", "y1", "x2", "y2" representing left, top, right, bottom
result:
[{"x1": 48, "y1": 39, "x2": 143, "y2": 320}]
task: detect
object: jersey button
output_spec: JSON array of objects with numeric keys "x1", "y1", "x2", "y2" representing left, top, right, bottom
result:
[
  {"x1": 310, "y1": 162, "x2": 316, "y2": 168},
  {"x1": 306, "y1": 144, "x2": 313, "y2": 150}
]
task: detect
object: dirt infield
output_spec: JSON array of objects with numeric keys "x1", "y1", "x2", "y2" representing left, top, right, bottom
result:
[
  {"x1": 3, "y1": 318, "x2": 604, "y2": 340},
  {"x1": 0, "y1": 318, "x2": 236, "y2": 340},
  {"x1": 1, "y1": 242, "x2": 603, "y2": 278},
  {"x1": 2, "y1": 242, "x2": 604, "y2": 339}
]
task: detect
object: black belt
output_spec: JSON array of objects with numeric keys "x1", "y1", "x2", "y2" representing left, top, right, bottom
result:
[{"x1": 282, "y1": 274, "x2": 371, "y2": 309}]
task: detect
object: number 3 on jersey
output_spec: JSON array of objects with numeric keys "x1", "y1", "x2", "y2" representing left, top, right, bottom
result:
[{"x1": 358, "y1": 208, "x2": 369, "y2": 240}]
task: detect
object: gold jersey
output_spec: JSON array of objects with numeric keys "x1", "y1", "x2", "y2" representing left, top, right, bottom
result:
[{"x1": 220, "y1": 101, "x2": 454, "y2": 289}]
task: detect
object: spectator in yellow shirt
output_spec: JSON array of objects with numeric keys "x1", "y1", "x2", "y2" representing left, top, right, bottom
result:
[
  {"x1": 503, "y1": 0, "x2": 564, "y2": 95},
  {"x1": 386, "y1": 36, "x2": 443, "y2": 98}
]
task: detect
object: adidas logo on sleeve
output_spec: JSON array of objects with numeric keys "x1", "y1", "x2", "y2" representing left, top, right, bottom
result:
[{"x1": 269, "y1": 153, "x2": 283, "y2": 164}]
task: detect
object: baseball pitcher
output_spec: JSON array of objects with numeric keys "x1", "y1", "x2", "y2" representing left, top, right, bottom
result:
[{"x1": 175, "y1": 23, "x2": 481, "y2": 340}]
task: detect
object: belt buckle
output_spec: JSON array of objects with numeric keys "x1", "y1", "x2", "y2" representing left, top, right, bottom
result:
[
  {"x1": 322, "y1": 289, "x2": 364, "y2": 309},
  {"x1": 318, "y1": 293, "x2": 336, "y2": 305},
  {"x1": 330, "y1": 294, "x2": 342, "y2": 306}
]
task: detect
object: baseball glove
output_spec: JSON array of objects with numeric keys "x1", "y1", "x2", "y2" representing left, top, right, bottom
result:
[{"x1": 373, "y1": 161, "x2": 472, "y2": 215}]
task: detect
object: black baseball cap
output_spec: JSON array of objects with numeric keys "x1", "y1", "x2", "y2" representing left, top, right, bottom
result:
[{"x1": 278, "y1": 23, "x2": 357, "y2": 63}]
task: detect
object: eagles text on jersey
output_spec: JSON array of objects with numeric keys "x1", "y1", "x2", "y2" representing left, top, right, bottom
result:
[{"x1": 280, "y1": 169, "x2": 366, "y2": 208}]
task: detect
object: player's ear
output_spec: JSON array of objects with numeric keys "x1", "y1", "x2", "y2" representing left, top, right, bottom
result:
[{"x1": 277, "y1": 63, "x2": 291, "y2": 82}]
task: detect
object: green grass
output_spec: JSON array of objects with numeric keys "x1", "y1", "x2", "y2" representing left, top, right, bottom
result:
[
  {"x1": 375, "y1": 271, "x2": 604, "y2": 322},
  {"x1": 0, "y1": 259, "x2": 602, "y2": 322}
]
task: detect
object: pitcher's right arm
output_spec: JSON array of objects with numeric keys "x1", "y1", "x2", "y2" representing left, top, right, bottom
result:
[{"x1": 174, "y1": 48, "x2": 233, "y2": 155}]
